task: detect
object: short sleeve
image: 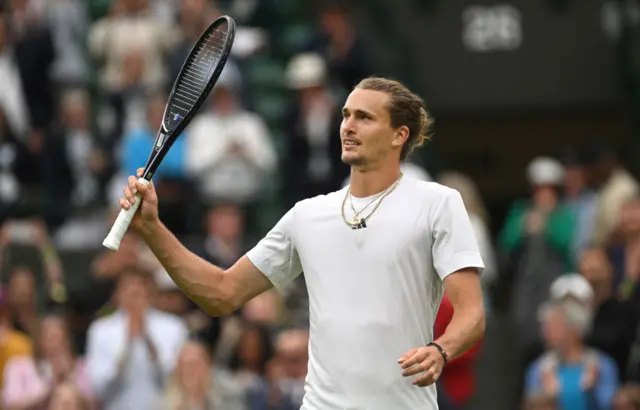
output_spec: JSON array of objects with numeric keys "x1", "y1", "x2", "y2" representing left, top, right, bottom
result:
[
  {"x1": 246, "y1": 208, "x2": 303, "y2": 290},
  {"x1": 431, "y1": 190, "x2": 485, "y2": 281}
]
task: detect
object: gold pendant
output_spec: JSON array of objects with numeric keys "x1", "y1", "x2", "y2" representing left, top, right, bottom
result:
[{"x1": 351, "y1": 216, "x2": 361, "y2": 225}]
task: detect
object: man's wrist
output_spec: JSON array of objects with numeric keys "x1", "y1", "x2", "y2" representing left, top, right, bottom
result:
[{"x1": 427, "y1": 342, "x2": 449, "y2": 365}]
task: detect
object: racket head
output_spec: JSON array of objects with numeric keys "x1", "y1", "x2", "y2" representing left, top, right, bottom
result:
[
  {"x1": 164, "y1": 15, "x2": 236, "y2": 135},
  {"x1": 142, "y1": 15, "x2": 235, "y2": 179}
]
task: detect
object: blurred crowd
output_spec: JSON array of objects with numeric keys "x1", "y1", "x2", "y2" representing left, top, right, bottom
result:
[{"x1": 0, "y1": 0, "x2": 639, "y2": 410}]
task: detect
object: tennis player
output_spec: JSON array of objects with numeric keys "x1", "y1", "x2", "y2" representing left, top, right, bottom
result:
[{"x1": 119, "y1": 77, "x2": 485, "y2": 409}]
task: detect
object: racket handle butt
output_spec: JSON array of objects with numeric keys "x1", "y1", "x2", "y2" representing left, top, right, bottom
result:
[{"x1": 102, "y1": 178, "x2": 149, "y2": 251}]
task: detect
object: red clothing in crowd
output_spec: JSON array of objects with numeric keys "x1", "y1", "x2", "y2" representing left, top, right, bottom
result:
[{"x1": 434, "y1": 292, "x2": 482, "y2": 406}]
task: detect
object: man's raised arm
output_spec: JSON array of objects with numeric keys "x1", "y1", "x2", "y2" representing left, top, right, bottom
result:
[{"x1": 120, "y1": 169, "x2": 273, "y2": 316}]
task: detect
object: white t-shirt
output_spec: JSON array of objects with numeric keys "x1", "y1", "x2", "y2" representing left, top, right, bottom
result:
[{"x1": 246, "y1": 177, "x2": 484, "y2": 410}]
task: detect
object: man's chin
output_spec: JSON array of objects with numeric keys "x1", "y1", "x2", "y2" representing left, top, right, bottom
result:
[{"x1": 341, "y1": 153, "x2": 363, "y2": 166}]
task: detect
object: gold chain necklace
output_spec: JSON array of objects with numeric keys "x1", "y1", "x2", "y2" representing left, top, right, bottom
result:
[
  {"x1": 349, "y1": 187, "x2": 387, "y2": 219},
  {"x1": 341, "y1": 173, "x2": 403, "y2": 228}
]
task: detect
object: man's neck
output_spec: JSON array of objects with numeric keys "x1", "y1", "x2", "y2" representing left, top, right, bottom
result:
[{"x1": 349, "y1": 162, "x2": 402, "y2": 198}]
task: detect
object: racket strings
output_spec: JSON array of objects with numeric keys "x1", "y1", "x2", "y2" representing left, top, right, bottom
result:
[{"x1": 166, "y1": 24, "x2": 229, "y2": 130}]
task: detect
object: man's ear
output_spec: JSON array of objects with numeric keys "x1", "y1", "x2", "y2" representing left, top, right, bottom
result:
[{"x1": 392, "y1": 125, "x2": 410, "y2": 148}]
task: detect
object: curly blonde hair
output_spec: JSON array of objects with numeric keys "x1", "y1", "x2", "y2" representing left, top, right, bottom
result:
[{"x1": 355, "y1": 77, "x2": 433, "y2": 160}]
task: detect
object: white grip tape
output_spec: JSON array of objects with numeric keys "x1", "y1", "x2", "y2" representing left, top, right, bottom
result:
[{"x1": 102, "y1": 178, "x2": 150, "y2": 251}]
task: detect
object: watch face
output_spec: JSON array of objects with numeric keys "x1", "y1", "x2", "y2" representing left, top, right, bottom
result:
[{"x1": 405, "y1": 0, "x2": 621, "y2": 112}]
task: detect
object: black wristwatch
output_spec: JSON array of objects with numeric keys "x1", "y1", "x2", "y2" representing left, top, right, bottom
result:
[{"x1": 427, "y1": 342, "x2": 449, "y2": 365}]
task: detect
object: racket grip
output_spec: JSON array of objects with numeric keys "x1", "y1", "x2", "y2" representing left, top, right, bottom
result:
[{"x1": 102, "y1": 178, "x2": 150, "y2": 251}]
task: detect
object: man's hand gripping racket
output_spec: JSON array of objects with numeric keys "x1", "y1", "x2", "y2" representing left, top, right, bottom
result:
[{"x1": 103, "y1": 15, "x2": 236, "y2": 251}]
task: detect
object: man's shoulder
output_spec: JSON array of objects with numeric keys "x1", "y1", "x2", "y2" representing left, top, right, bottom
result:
[
  {"x1": 403, "y1": 178, "x2": 460, "y2": 206},
  {"x1": 293, "y1": 188, "x2": 348, "y2": 211}
]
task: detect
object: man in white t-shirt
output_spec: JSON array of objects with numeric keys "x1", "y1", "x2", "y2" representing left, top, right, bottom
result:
[{"x1": 118, "y1": 77, "x2": 486, "y2": 409}]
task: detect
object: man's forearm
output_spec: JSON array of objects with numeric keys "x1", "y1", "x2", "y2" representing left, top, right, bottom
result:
[
  {"x1": 139, "y1": 221, "x2": 234, "y2": 316},
  {"x1": 434, "y1": 307, "x2": 485, "y2": 361}
]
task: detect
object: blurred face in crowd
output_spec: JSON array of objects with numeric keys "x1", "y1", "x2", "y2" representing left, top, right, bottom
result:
[
  {"x1": 276, "y1": 330, "x2": 309, "y2": 379},
  {"x1": 237, "y1": 327, "x2": 268, "y2": 372},
  {"x1": 531, "y1": 185, "x2": 558, "y2": 212},
  {"x1": 206, "y1": 204, "x2": 243, "y2": 240},
  {"x1": 341, "y1": 89, "x2": 402, "y2": 168},
  {"x1": 579, "y1": 248, "x2": 612, "y2": 294},
  {"x1": 242, "y1": 291, "x2": 280, "y2": 325},
  {"x1": 62, "y1": 93, "x2": 90, "y2": 130},
  {"x1": 211, "y1": 86, "x2": 236, "y2": 115},
  {"x1": 9, "y1": 267, "x2": 35, "y2": 307},
  {"x1": 116, "y1": 273, "x2": 150, "y2": 313},
  {"x1": 320, "y1": 7, "x2": 350, "y2": 38},
  {"x1": 541, "y1": 306, "x2": 578, "y2": 352},
  {"x1": 176, "y1": 341, "x2": 211, "y2": 389},
  {"x1": 49, "y1": 383, "x2": 84, "y2": 410},
  {"x1": 617, "y1": 199, "x2": 640, "y2": 239},
  {"x1": 564, "y1": 165, "x2": 587, "y2": 197},
  {"x1": 39, "y1": 316, "x2": 70, "y2": 358}
]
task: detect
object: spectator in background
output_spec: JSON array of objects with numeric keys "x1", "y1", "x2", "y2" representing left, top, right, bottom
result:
[
  {"x1": 0, "y1": 105, "x2": 38, "y2": 213},
  {"x1": 160, "y1": 339, "x2": 247, "y2": 410},
  {"x1": 44, "y1": 0, "x2": 90, "y2": 87},
  {"x1": 575, "y1": 247, "x2": 638, "y2": 379},
  {"x1": 614, "y1": 384, "x2": 640, "y2": 410},
  {"x1": 191, "y1": 203, "x2": 247, "y2": 269},
  {"x1": 2, "y1": 314, "x2": 94, "y2": 409},
  {"x1": 608, "y1": 198, "x2": 640, "y2": 307},
  {"x1": 581, "y1": 141, "x2": 639, "y2": 246},
  {"x1": 89, "y1": 0, "x2": 179, "y2": 136},
  {"x1": 244, "y1": 329, "x2": 307, "y2": 410},
  {"x1": 434, "y1": 291, "x2": 482, "y2": 409},
  {"x1": 7, "y1": 0, "x2": 56, "y2": 132},
  {"x1": 227, "y1": 324, "x2": 274, "y2": 396},
  {"x1": 559, "y1": 151, "x2": 597, "y2": 263},
  {"x1": 284, "y1": 53, "x2": 347, "y2": 205},
  {"x1": 86, "y1": 269, "x2": 188, "y2": 410},
  {"x1": 314, "y1": 3, "x2": 373, "y2": 94},
  {"x1": 0, "y1": 288, "x2": 32, "y2": 391},
  {"x1": 187, "y1": 62, "x2": 277, "y2": 205},
  {"x1": 525, "y1": 298, "x2": 618, "y2": 410},
  {"x1": 501, "y1": 157, "x2": 575, "y2": 366},
  {"x1": 46, "y1": 88, "x2": 111, "y2": 244},
  {"x1": 0, "y1": 12, "x2": 30, "y2": 139},
  {"x1": 7, "y1": 265, "x2": 38, "y2": 337}
]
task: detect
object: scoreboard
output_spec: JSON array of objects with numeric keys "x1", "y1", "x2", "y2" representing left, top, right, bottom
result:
[{"x1": 410, "y1": 0, "x2": 625, "y2": 111}]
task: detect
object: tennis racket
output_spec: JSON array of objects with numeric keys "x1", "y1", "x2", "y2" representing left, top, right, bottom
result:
[{"x1": 103, "y1": 15, "x2": 236, "y2": 251}]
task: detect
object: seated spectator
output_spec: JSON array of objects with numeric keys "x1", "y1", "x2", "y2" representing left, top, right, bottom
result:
[
  {"x1": 614, "y1": 384, "x2": 640, "y2": 410},
  {"x1": 576, "y1": 247, "x2": 638, "y2": 379},
  {"x1": 7, "y1": 265, "x2": 38, "y2": 338},
  {"x1": 2, "y1": 314, "x2": 93, "y2": 409},
  {"x1": 186, "y1": 62, "x2": 277, "y2": 205},
  {"x1": 0, "y1": 288, "x2": 33, "y2": 391},
  {"x1": 246, "y1": 329, "x2": 308, "y2": 410},
  {"x1": 86, "y1": 268, "x2": 188, "y2": 410},
  {"x1": 581, "y1": 141, "x2": 639, "y2": 246},
  {"x1": 608, "y1": 197, "x2": 640, "y2": 307},
  {"x1": 501, "y1": 157, "x2": 576, "y2": 366},
  {"x1": 525, "y1": 298, "x2": 618, "y2": 410},
  {"x1": 227, "y1": 323, "x2": 274, "y2": 394},
  {"x1": 159, "y1": 339, "x2": 247, "y2": 410}
]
